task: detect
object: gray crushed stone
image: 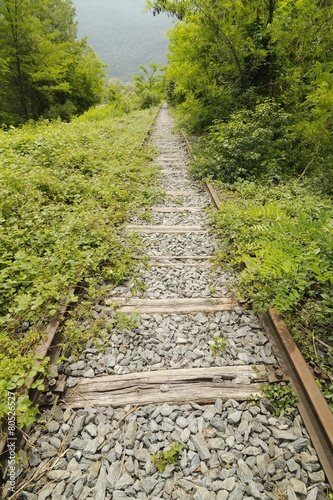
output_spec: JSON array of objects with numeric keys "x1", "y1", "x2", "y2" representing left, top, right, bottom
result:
[
  {"x1": 108, "y1": 264, "x2": 233, "y2": 299},
  {"x1": 14, "y1": 401, "x2": 329, "y2": 499},
  {"x1": 62, "y1": 311, "x2": 276, "y2": 378}
]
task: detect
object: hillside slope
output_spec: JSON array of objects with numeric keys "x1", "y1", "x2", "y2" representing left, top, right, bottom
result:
[{"x1": 72, "y1": 0, "x2": 173, "y2": 82}]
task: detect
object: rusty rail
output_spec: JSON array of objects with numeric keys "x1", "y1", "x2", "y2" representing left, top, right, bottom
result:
[
  {"x1": 0, "y1": 287, "x2": 76, "y2": 463},
  {"x1": 262, "y1": 310, "x2": 333, "y2": 489}
]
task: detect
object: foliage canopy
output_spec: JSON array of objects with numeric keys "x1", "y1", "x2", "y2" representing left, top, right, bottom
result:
[
  {"x1": 149, "y1": 0, "x2": 333, "y2": 191},
  {"x1": 0, "y1": 0, "x2": 106, "y2": 124}
]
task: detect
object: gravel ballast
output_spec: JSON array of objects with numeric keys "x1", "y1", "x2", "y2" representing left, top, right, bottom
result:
[{"x1": 12, "y1": 401, "x2": 328, "y2": 499}]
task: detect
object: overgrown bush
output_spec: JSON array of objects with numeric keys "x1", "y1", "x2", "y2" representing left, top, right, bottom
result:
[
  {"x1": 211, "y1": 180, "x2": 333, "y2": 379},
  {"x1": 133, "y1": 63, "x2": 164, "y2": 110},
  {"x1": 192, "y1": 100, "x2": 292, "y2": 182},
  {"x1": 192, "y1": 96, "x2": 333, "y2": 190},
  {"x1": 173, "y1": 89, "x2": 234, "y2": 133},
  {"x1": 139, "y1": 90, "x2": 162, "y2": 109}
]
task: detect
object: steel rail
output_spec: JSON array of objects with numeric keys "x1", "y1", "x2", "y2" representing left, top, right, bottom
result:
[
  {"x1": 263, "y1": 310, "x2": 333, "y2": 489},
  {"x1": 0, "y1": 287, "x2": 76, "y2": 462},
  {"x1": 142, "y1": 103, "x2": 164, "y2": 146}
]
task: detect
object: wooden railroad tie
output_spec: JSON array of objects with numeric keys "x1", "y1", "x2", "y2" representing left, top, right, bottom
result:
[
  {"x1": 165, "y1": 190, "x2": 203, "y2": 196},
  {"x1": 126, "y1": 225, "x2": 208, "y2": 234},
  {"x1": 64, "y1": 366, "x2": 267, "y2": 408},
  {"x1": 105, "y1": 297, "x2": 238, "y2": 314},
  {"x1": 151, "y1": 206, "x2": 203, "y2": 213},
  {"x1": 146, "y1": 256, "x2": 213, "y2": 267}
]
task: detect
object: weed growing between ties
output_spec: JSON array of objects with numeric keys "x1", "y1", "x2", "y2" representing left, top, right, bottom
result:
[
  {"x1": 210, "y1": 180, "x2": 333, "y2": 406},
  {"x1": 261, "y1": 383, "x2": 298, "y2": 417},
  {"x1": 0, "y1": 105, "x2": 160, "y2": 427},
  {"x1": 152, "y1": 442, "x2": 184, "y2": 472},
  {"x1": 59, "y1": 297, "x2": 140, "y2": 360},
  {"x1": 209, "y1": 335, "x2": 227, "y2": 358}
]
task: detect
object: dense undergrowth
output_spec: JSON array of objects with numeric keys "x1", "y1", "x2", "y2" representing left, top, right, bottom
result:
[
  {"x1": 191, "y1": 100, "x2": 333, "y2": 195},
  {"x1": 208, "y1": 180, "x2": 333, "y2": 407},
  {"x1": 0, "y1": 105, "x2": 160, "y2": 427}
]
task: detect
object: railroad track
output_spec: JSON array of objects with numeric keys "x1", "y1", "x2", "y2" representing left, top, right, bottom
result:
[{"x1": 1, "y1": 104, "x2": 332, "y2": 499}]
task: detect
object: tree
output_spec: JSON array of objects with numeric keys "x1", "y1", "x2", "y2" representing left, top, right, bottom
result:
[
  {"x1": 133, "y1": 63, "x2": 164, "y2": 108},
  {"x1": 64, "y1": 39, "x2": 106, "y2": 115},
  {"x1": 43, "y1": 0, "x2": 78, "y2": 43},
  {"x1": 148, "y1": 1, "x2": 282, "y2": 129},
  {"x1": 148, "y1": 0, "x2": 333, "y2": 132},
  {"x1": 148, "y1": 0, "x2": 333, "y2": 189},
  {"x1": 0, "y1": 0, "x2": 106, "y2": 124},
  {"x1": 147, "y1": 0, "x2": 194, "y2": 19}
]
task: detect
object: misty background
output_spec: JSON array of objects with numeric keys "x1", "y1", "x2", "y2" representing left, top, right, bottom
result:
[{"x1": 71, "y1": 0, "x2": 173, "y2": 82}]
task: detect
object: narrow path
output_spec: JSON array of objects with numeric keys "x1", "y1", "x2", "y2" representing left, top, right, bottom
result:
[{"x1": 11, "y1": 106, "x2": 330, "y2": 500}]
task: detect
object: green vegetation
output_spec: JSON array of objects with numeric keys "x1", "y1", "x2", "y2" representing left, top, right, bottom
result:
[
  {"x1": 59, "y1": 306, "x2": 140, "y2": 359},
  {"x1": 104, "y1": 79, "x2": 139, "y2": 114},
  {"x1": 192, "y1": 101, "x2": 291, "y2": 184},
  {"x1": 211, "y1": 181, "x2": 332, "y2": 383},
  {"x1": 261, "y1": 383, "x2": 298, "y2": 417},
  {"x1": 0, "y1": 0, "x2": 106, "y2": 124},
  {"x1": 209, "y1": 335, "x2": 227, "y2": 358},
  {"x1": 152, "y1": 441, "x2": 184, "y2": 472},
  {"x1": 133, "y1": 63, "x2": 165, "y2": 109},
  {"x1": 318, "y1": 380, "x2": 333, "y2": 411},
  {"x1": 149, "y1": 0, "x2": 333, "y2": 192},
  {"x1": 0, "y1": 104, "x2": 160, "y2": 427}
]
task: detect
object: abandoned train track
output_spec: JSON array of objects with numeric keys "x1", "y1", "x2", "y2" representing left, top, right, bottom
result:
[{"x1": 1, "y1": 104, "x2": 332, "y2": 499}]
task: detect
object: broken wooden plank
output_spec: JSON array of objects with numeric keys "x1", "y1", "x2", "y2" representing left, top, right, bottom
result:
[
  {"x1": 105, "y1": 297, "x2": 238, "y2": 314},
  {"x1": 65, "y1": 367, "x2": 266, "y2": 408},
  {"x1": 126, "y1": 225, "x2": 208, "y2": 234},
  {"x1": 65, "y1": 385, "x2": 263, "y2": 408},
  {"x1": 67, "y1": 366, "x2": 267, "y2": 391}
]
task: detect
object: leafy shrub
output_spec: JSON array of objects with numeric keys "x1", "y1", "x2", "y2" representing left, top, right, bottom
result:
[
  {"x1": 174, "y1": 90, "x2": 234, "y2": 133},
  {"x1": 133, "y1": 63, "x2": 164, "y2": 110},
  {"x1": 139, "y1": 90, "x2": 162, "y2": 109},
  {"x1": 0, "y1": 329, "x2": 49, "y2": 428},
  {"x1": 211, "y1": 180, "x2": 333, "y2": 380},
  {"x1": 192, "y1": 100, "x2": 292, "y2": 182},
  {"x1": 44, "y1": 100, "x2": 78, "y2": 122}
]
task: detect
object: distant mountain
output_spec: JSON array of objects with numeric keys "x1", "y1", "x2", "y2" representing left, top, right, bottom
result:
[{"x1": 71, "y1": 0, "x2": 174, "y2": 82}]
